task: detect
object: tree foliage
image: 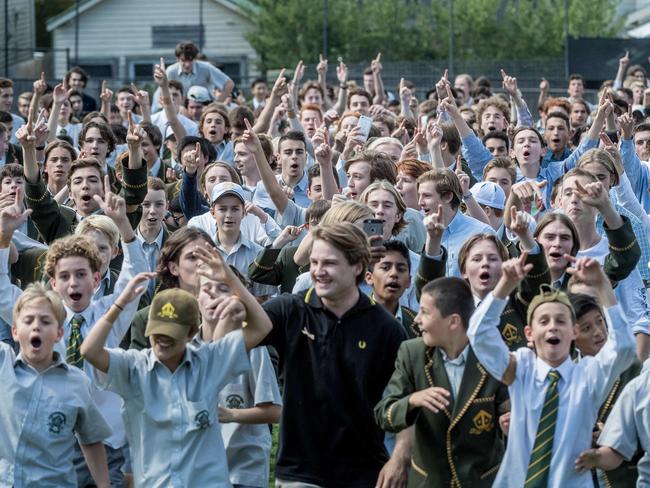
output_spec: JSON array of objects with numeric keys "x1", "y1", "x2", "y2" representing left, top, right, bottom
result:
[{"x1": 245, "y1": 0, "x2": 623, "y2": 68}]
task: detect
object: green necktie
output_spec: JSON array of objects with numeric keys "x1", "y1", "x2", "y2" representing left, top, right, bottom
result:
[
  {"x1": 524, "y1": 370, "x2": 561, "y2": 487},
  {"x1": 66, "y1": 314, "x2": 85, "y2": 368}
]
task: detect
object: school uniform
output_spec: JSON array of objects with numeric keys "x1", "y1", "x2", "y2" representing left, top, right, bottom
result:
[
  {"x1": 96, "y1": 329, "x2": 251, "y2": 487},
  {"x1": 192, "y1": 334, "x2": 282, "y2": 488},
  {"x1": 375, "y1": 340, "x2": 508, "y2": 487},
  {"x1": 593, "y1": 360, "x2": 643, "y2": 487},
  {"x1": 0, "y1": 343, "x2": 111, "y2": 488},
  {"x1": 247, "y1": 245, "x2": 306, "y2": 295},
  {"x1": 598, "y1": 359, "x2": 650, "y2": 486},
  {"x1": 468, "y1": 294, "x2": 636, "y2": 487}
]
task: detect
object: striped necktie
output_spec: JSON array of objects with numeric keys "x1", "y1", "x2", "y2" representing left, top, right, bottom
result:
[
  {"x1": 524, "y1": 369, "x2": 561, "y2": 487},
  {"x1": 66, "y1": 314, "x2": 85, "y2": 368}
]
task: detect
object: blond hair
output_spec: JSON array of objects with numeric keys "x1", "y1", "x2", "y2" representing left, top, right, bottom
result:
[
  {"x1": 45, "y1": 235, "x2": 102, "y2": 278},
  {"x1": 476, "y1": 96, "x2": 510, "y2": 134},
  {"x1": 321, "y1": 201, "x2": 374, "y2": 226},
  {"x1": 75, "y1": 215, "x2": 120, "y2": 248},
  {"x1": 576, "y1": 148, "x2": 620, "y2": 187},
  {"x1": 13, "y1": 283, "x2": 66, "y2": 326},
  {"x1": 359, "y1": 180, "x2": 407, "y2": 235}
]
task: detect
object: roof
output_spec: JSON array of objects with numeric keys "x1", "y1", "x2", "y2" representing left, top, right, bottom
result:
[{"x1": 46, "y1": 0, "x2": 255, "y2": 32}]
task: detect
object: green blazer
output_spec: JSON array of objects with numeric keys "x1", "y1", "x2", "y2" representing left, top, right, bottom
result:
[
  {"x1": 375, "y1": 340, "x2": 508, "y2": 487},
  {"x1": 247, "y1": 245, "x2": 307, "y2": 294},
  {"x1": 596, "y1": 360, "x2": 643, "y2": 488}
]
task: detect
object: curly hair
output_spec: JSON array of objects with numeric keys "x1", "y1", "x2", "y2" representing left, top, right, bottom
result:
[{"x1": 45, "y1": 235, "x2": 102, "y2": 278}]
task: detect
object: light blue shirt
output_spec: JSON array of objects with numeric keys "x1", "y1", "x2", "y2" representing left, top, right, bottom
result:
[
  {"x1": 0, "y1": 344, "x2": 110, "y2": 488},
  {"x1": 214, "y1": 234, "x2": 278, "y2": 297},
  {"x1": 468, "y1": 293, "x2": 636, "y2": 488},
  {"x1": 620, "y1": 138, "x2": 650, "y2": 214},
  {"x1": 598, "y1": 358, "x2": 650, "y2": 486},
  {"x1": 253, "y1": 172, "x2": 311, "y2": 214},
  {"x1": 440, "y1": 345, "x2": 470, "y2": 399},
  {"x1": 215, "y1": 140, "x2": 235, "y2": 166},
  {"x1": 97, "y1": 330, "x2": 250, "y2": 488},
  {"x1": 442, "y1": 210, "x2": 495, "y2": 277}
]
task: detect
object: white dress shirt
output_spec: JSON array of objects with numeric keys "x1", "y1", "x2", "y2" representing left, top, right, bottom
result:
[{"x1": 468, "y1": 293, "x2": 636, "y2": 487}]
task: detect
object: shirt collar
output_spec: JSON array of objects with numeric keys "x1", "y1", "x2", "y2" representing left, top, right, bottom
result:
[
  {"x1": 279, "y1": 172, "x2": 308, "y2": 192},
  {"x1": 534, "y1": 354, "x2": 574, "y2": 384},
  {"x1": 64, "y1": 305, "x2": 94, "y2": 327},
  {"x1": 440, "y1": 344, "x2": 470, "y2": 366},
  {"x1": 446, "y1": 209, "x2": 464, "y2": 232},
  {"x1": 137, "y1": 226, "x2": 164, "y2": 247},
  {"x1": 177, "y1": 63, "x2": 195, "y2": 77},
  {"x1": 147, "y1": 346, "x2": 193, "y2": 372},
  {"x1": 214, "y1": 232, "x2": 251, "y2": 255},
  {"x1": 148, "y1": 158, "x2": 162, "y2": 178},
  {"x1": 304, "y1": 287, "x2": 374, "y2": 313},
  {"x1": 15, "y1": 351, "x2": 69, "y2": 371}
]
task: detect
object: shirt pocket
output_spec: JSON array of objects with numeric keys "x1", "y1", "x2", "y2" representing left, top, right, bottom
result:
[
  {"x1": 43, "y1": 402, "x2": 75, "y2": 437},
  {"x1": 185, "y1": 399, "x2": 215, "y2": 433},
  {"x1": 218, "y1": 383, "x2": 249, "y2": 410}
]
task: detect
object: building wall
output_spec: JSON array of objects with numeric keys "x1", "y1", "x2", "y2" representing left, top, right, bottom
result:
[
  {"x1": 51, "y1": 0, "x2": 256, "y2": 81},
  {"x1": 0, "y1": 0, "x2": 35, "y2": 76}
]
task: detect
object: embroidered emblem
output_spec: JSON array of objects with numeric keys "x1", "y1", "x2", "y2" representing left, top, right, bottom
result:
[
  {"x1": 301, "y1": 327, "x2": 315, "y2": 341},
  {"x1": 158, "y1": 303, "x2": 178, "y2": 319},
  {"x1": 469, "y1": 409, "x2": 494, "y2": 435},
  {"x1": 194, "y1": 410, "x2": 210, "y2": 429},
  {"x1": 501, "y1": 323, "x2": 521, "y2": 346},
  {"x1": 226, "y1": 394, "x2": 245, "y2": 409},
  {"x1": 48, "y1": 411, "x2": 67, "y2": 434},
  {"x1": 358, "y1": 340, "x2": 367, "y2": 349}
]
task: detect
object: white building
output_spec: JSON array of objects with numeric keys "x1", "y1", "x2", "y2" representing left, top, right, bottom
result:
[{"x1": 46, "y1": 0, "x2": 258, "y2": 84}]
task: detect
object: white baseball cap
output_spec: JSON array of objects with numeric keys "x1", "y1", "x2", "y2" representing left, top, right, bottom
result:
[{"x1": 470, "y1": 181, "x2": 506, "y2": 210}]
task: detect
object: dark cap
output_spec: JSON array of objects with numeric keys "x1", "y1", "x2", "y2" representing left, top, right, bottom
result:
[{"x1": 145, "y1": 288, "x2": 200, "y2": 340}]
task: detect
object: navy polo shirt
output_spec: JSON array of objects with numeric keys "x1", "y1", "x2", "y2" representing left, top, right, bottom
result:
[{"x1": 262, "y1": 288, "x2": 407, "y2": 487}]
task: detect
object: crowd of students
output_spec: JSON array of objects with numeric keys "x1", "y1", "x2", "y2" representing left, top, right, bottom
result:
[{"x1": 1, "y1": 39, "x2": 650, "y2": 487}]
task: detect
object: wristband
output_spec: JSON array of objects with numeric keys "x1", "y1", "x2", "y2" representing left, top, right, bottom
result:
[
  {"x1": 339, "y1": 83, "x2": 348, "y2": 90},
  {"x1": 114, "y1": 303, "x2": 124, "y2": 312},
  {"x1": 35, "y1": 145, "x2": 45, "y2": 151}
]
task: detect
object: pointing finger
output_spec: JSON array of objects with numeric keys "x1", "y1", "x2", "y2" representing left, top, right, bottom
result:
[
  {"x1": 443, "y1": 68, "x2": 448, "y2": 81},
  {"x1": 160, "y1": 57, "x2": 166, "y2": 71}
]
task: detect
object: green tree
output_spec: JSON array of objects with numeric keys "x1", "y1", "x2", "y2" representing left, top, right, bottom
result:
[{"x1": 245, "y1": 0, "x2": 622, "y2": 69}]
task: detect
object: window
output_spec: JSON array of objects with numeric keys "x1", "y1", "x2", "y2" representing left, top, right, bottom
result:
[{"x1": 152, "y1": 25, "x2": 204, "y2": 49}]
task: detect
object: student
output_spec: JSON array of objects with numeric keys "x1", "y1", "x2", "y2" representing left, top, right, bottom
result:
[
  {"x1": 135, "y1": 177, "x2": 170, "y2": 298},
  {"x1": 468, "y1": 255, "x2": 636, "y2": 487},
  {"x1": 575, "y1": 358, "x2": 650, "y2": 485},
  {"x1": 46, "y1": 82, "x2": 82, "y2": 147},
  {"x1": 375, "y1": 277, "x2": 509, "y2": 486},
  {"x1": 75, "y1": 215, "x2": 121, "y2": 299},
  {"x1": 248, "y1": 199, "x2": 330, "y2": 294},
  {"x1": 261, "y1": 222, "x2": 409, "y2": 487},
  {"x1": 198, "y1": 105, "x2": 234, "y2": 165},
  {"x1": 417, "y1": 168, "x2": 494, "y2": 277},
  {"x1": 80, "y1": 247, "x2": 272, "y2": 487},
  {"x1": 568, "y1": 292, "x2": 642, "y2": 487},
  {"x1": 65, "y1": 66, "x2": 98, "y2": 113},
  {"x1": 194, "y1": 269, "x2": 282, "y2": 488},
  {"x1": 0, "y1": 283, "x2": 111, "y2": 487},
  {"x1": 42, "y1": 140, "x2": 75, "y2": 204},
  {"x1": 0, "y1": 191, "x2": 148, "y2": 486},
  {"x1": 78, "y1": 121, "x2": 122, "y2": 194},
  {"x1": 210, "y1": 181, "x2": 276, "y2": 299},
  {"x1": 128, "y1": 226, "x2": 217, "y2": 350},
  {"x1": 365, "y1": 240, "x2": 419, "y2": 337}
]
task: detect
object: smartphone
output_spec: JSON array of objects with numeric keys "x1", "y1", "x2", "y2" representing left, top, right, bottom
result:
[
  {"x1": 362, "y1": 219, "x2": 384, "y2": 238},
  {"x1": 420, "y1": 115, "x2": 428, "y2": 129},
  {"x1": 356, "y1": 115, "x2": 373, "y2": 142}
]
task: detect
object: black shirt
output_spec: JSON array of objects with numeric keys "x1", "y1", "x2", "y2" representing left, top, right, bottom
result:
[{"x1": 262, "y1": 288, "x2": 407, "y2": 487}]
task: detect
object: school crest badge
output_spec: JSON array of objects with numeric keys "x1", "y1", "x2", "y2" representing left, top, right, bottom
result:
[
  {"x1": 194, "y1": 410, "x2": 210, "y2": 430},
  {"x1": 48, "y1": 411, "x2": 67, "y2": 434},
  {"x1": 226, "y1": 394, "x2": 245, "y2": 409},
  {"x1": 158, "y1": 303, "x2": 178, "y2": 319},
  {"x1": 501, "y1": 322, "x2": 521, "y2": 346},
  {"x1": 469, "y1": 409, "x2": 494, "y2": 435}
]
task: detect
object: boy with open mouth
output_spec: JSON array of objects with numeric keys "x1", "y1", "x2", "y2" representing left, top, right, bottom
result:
[
  {"x1": 468, "y1": 254, "x2": 635, "y2": 487},
  {"x1": 0, "y1": 282, "x2": 111, "y2": 487}
]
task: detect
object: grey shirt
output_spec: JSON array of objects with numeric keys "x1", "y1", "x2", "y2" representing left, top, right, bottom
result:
[{"x1": 0, "y1": 344, "x2": 110, "y2": 488}]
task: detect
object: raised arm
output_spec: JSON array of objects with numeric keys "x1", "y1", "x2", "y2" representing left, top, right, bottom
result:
[
  {"x1": 333, "y1": 61, "x2": 349, "y2": 115},
  {"x1": 195, "y1": 245, "x2": 272, "y2": 351},
  {"x1": 468, "y1": 254, "x2": 533, "y2": 386},
  {"x1": 253, "y1": 69, "x2": 288, "y2": 134},
  {"x1": 501, "y1": 70, "x2": 533, "y2": 127},
  {"x1": 313, "y1": 127, "x2": 339, "y2": 200},
  {"x1": 244, "y1": 118, "x2": 290, "y2": 214},
  {"x1": 154, "y1": 58, "x2": 186, "y2": 141},
  {"x1": 131, "y1": 83, "x2": 151, "y2": 123},
  {"x1": 399, "y1": 79, "x2": 414, "y2": 120},
  {"x1": 99, "y1": 81, "x2": 112, "y2": 120},
  {"x1": 613, "y1": 51, "x2": 630, "y2": 90},
  {"x1": 47, "y1": 81, "x2": 69, "y2": 142},
  {"x1": 371, "y1": 53, "x2": 386, "y2": 105},
  {"x1": 80, "y1": 273, "x2": 153, "y2": 372}
]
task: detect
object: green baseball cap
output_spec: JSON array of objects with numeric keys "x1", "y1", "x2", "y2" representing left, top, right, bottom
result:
[{"x1": 146, "y1": 288, "x2": 200, "y2": 341}]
